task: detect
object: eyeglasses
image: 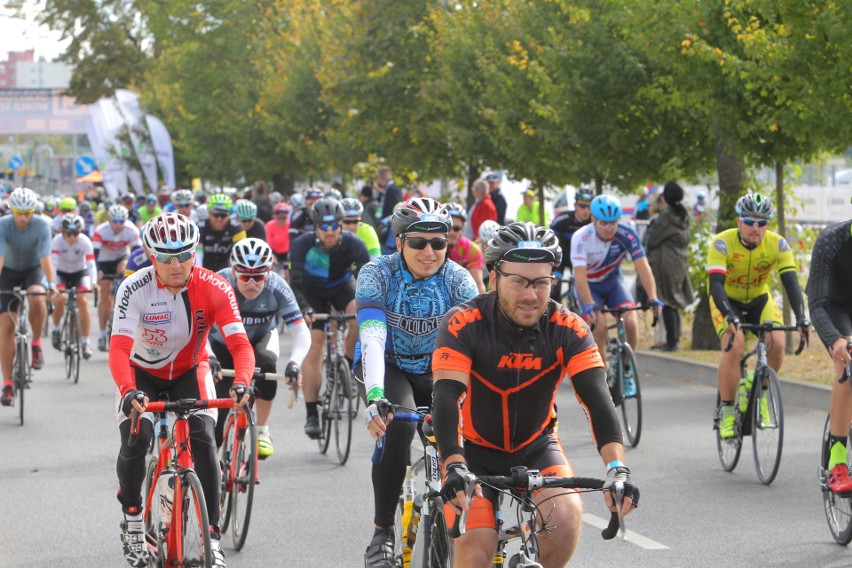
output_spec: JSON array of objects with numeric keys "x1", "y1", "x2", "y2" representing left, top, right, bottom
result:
[
  {"x1": 575, "y1": 203, "x2": 590, "y2": 209},
  {"x1": 239, "y1": 218, "x2": 254, "y2": 224},
  {"x1": 176, "y1": 203, "x2": 192, "y2": 208},
  {"x1": 595, "y1": 219, "x2": 618, "y2": 227},
  {"x1": 236, "y1": 270, "x2": 268, "y2": 283},
  {"x1": 318, "y1": 222, "x2": 341, "y2": 232},
  {"x1": 152, "y1": 250, "x2": 194, "y2": 263},
  {"x1": 497, "y1": 270, "x2": 556, "y2": 293},
  {"x1": 451, "y1": 225, "x2": 464, "y2": 232},
  {"x1": 402, "y1": 236, "x2": 448, "y2": 251},
  {"x1": 210, "y1": 212, "x2": 229, "y2": 219},
  {"x1": 110, "y1": 218, "x2": 125, "y2": 224},
  {"x1": 740, "y1": 217, "x2": 769, "y2": 227},
  {"x1": 63, "y1": 230, "x2": 81, "y2": 237},
  {"x1": 341, "y1": 219, "x2": 360, "y2": 226},
  {"x1": 11, "y1": 209, "x2": 34, "y2": 216}
]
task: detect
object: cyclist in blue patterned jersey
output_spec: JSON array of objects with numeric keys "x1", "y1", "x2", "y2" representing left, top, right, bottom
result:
[
  {"x1": 288, "y1": 196, "x2": 372, "y2": 438},
  {"x1": 358, "y1": 197, "x2": 478, "y2": 568}
]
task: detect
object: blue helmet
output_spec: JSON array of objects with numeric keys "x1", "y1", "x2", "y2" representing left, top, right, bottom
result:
[{"x1": 590, "y1": 195, "x2": 622, "y2": 222}]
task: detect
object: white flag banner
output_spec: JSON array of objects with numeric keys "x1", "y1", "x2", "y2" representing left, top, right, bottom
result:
[
  {"x1": 115, "y1": 89, "x2": 159, "y2": 192},
  {"x1": 86, "y1": 103, "x2": 127, "y2": 199},
  {"x1": 98, "y1": 97, "x2": 141, "y2": 195},
  {"x1": 146, "y1": 114, "x2": 175, "y2": 189}
]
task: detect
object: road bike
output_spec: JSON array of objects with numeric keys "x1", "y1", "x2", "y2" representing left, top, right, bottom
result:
[
  {"x1": 2, "y1": 287, "x2": 46, "y2": 426},
  {"x1": 819, "y1": 346, "x2": 852, "y2": 545},
  {"x1": 101, "y1": 273, "x2": 124, "y2": 350},
  {"x1": 57, "y1": 288, "x2": 91, "y2": 384},
  {"x1": 557, "y1": 272, "x2": 580, "y2": 314},
  {"x1": 373, "y1": 406, "x2": 452, "y2": 568},
  {"x1": 715, "y1": 321, "x2": 805, "y2": 485},
  {"x1": 600, "y1": 305, "x2": 654, "y2": 447},
  {"x1": 130, "y1": 397, "x2": 235, "y2": 568},
  {"x1": 314, "y1": 312, "x2": 359, "y2": 465},
  {"x1": 455, "y1": 466, "x2": 624, "y2": 567}
]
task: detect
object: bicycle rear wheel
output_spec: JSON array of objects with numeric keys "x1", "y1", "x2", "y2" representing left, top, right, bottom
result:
[
  {"x1": 66, "y1": 312, "x2": 81, "y2": 384},
  {"x1": 715, "y1": 393, "x2": 742, "y2": 472},
  {"x1": 219, "y1": 412, "x2": 236, "y2": 533},
  {"x1": 426, "y1": 501, "x2": 453, "y2": 568},
  {"x1": 318, "y1": 356, "x2": 333, "y2": 455},
  {"x1": 333, "y1": 355, "x2": 354, "y2": 465},
  {"x1": 821, "y1": 414, "x2": 852, "y2": 545},
  {"x1": 230, "y1": 417, "x2": 257, "y2": 550},
  {"x1": 752, "y1": 367, "x2": 784, "y2": 485},
  {"x1": 618, "y1": 345, "x2": 642, "y2": 447},
  {"x1": 15, "y1": 340, "x2": 28, "y2": 426},
  {"x1": 175, "y1": 470, "x2": 212, "y2": 567}
]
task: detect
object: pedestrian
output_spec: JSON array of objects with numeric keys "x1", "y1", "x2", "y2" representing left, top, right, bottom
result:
[
  {"x1": 376, "y1": 166, "x2": 402, "y2": 224},
  {"x1": 516, "y1": 189, "x2": 549, "y2": 226},
  {"x1": 465, "y1": 178, "x2": 497, "y2": 241},
  {"x1": 484, "y1": 171, "x2": 507, "y2": 225}
]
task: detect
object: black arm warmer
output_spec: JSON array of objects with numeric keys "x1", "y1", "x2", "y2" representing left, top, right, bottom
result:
[
  {"x1": 708, "y1": 272, "x2": 731, "y2": 317},
  {"x1": 431, "y1": 379, "x2": 468, "y2": 463},
  {"x1": 780, "y1": 270, "x2": 806, "y2": 321},
  {"x1": 571, "y1": 367, "x2": 623, "y2": 450}
]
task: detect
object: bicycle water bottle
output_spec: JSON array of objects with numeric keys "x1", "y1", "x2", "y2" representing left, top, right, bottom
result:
[
  {"x1": 738, "y1": 371, "x2": 753, "y2": 413},
  {"x1": 159, "y1": 473, "x2": 174, "y2": 525},
  {"x1": 407, "y1": 494, "x2": 422, "y2": 548}
]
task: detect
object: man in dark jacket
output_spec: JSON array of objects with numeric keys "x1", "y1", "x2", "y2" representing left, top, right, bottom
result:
[{"x1": 485, "y1": 171, "x2": 507, "y2": 225}]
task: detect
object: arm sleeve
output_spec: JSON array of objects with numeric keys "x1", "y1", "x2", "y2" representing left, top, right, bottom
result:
[
  {"x1": 355, "y1": 262, "x2": 388, "y2": 401},
  {"x1": 807, "y1": 226, "x2": 844, "y2": 347},
  {"x1": 432, "y1": 379, "x2": 467, "y2": 462},
  {"x1": 780, "y1": 270, "x2": 805, "y2": 321},
  {"x1": 285, "y1": 321, "x2": 311, "y2": 365},
  {"x1": 709, "y1": 272, "x2": 731, "y2": 317},
  {"x1": 109, "y1": 335, "x2": 137, "y2": 396},
  {"x1": 570, "y1": 366, "x2": 623, "y2": 450}
]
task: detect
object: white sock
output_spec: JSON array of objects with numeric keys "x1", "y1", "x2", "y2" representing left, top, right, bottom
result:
[
  {"x1": 257, "y1": 425, "x2": 269, "y2": 435},
  {"x1": 52, "y1": 324, "x2": 60, "y2": 332},
  {"x1": 82, "y1": 336, "x2": 89, "y2": 344}
]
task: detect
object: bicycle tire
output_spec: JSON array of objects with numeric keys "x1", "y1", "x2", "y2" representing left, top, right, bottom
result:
[
  {"x1": 618, "y1": 344, "x2": 642, "y2": 447},
  {"x1": 318, "y1": 356, "x2": 333, "y2": 455},
  {"x1": 821, "y1": 414, "x2": 852, "y2": 545},
  {"x1": 69, "y1": 311, "x2": 81, "y2": 384},
  {"x1": 15, "y1": 339, "x2": 28, "y2": 426},
  {"x1": 752, "y1": 367, "x2": 784, "y2": 485},
  {"x1": 230, "y1": 417, "x2": 257, "y2": 550},
  {"x1": 333, "y1": 355, "x2": 354, "y2": 465},
  {"x1": 715, "y1": 393, "x2": 742, "y2": 472},
  {"x1": 219, "y1": 412, "x2": 236, "y2": 533},
  {"x1": 175, "y1": 469, "x2": 213, "y2": 568},
  {"x1": 426, "y1": 501, "x2": 453, "y2": 568},
  {"x1": 393, "y1": 496, "x2": 408, "y2": 568}
]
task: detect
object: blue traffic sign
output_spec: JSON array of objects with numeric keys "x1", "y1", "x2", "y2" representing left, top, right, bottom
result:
[
  {"x1": 8, "y1": 155, "x2": 23, "y2": 170},
  {"x1": 75, "y1": 156, "x2": 97, "y2": 176}
]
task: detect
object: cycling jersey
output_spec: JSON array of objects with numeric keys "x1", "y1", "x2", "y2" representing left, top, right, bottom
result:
[
  {"x1": 0, "y1": 215, "x2": 52, "y2": 270},
  {"x1": 288, "y1": 231, "x2": 371, "y2": 307},
  {"x1": 92, "y1": 221, "x2": 141, "y2": 262},
  {"x1": 124, "y1": 246, "x2": 151, "y2": 276},
  {"x1": 448, "y1": 237, "x2": 485, "y2": 271},
  {"x1": 433, "y1": 293, "x2": 603, "y2": 453},
  {"x1": 288, "y1": 208, "x2": 314, "y2": 241},
  {"x1": 196, "y1": 219, "x2": 247, "y2": 273},
  {"x1": 208, "y1": 270, "x2": 304, "y2": 345},
  {"x1": 51, "y1": 233, "x2": 97, "y2": 285},
  {"x1": 138, "y1": 205, "x2": 162, "y2": 224},
  {"x1": 265, "y1": 219, "x2": 290, "y2": 255},
  {"x1": 807, "y1": 220, "x2": 852, "y2": 348},
  {"x1": 707, "y1": 228, "x2": 796, "y2": 303},
  {"x1": 550, "y1": 210, "x2": 591, "y2": 269},
  {"x1": 570, "y1": 222, "x2": 645, "y2": 283},
  {"x1": 353, "y1": 222, "x2": 381, "y2": 258},
  {"x1": 108, "y1": 266, "x2": 255, "y2": 396},
  {"x1": 241, "y1": 219, "x2": 266, "y2": 241}
]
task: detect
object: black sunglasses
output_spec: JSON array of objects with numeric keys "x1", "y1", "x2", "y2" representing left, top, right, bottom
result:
[{"x1": 403, "y1": 236, "x2": 448, "y2": 251}]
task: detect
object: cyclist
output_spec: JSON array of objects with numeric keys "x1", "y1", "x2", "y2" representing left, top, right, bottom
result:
[
  {"x1": 196, "y1": 193, "x2": 246, "y2": 273},
  {"x1": 93, "y1": 204, "x2": 142, "y2": 352},
  {"x1": 549, "y1": 186, "x2": 594, "y2": 302},
  {"x1": 111, "y1": 212, "x2": 254, "y2": 568},
  {"x1": 340, "y1": 197, "x2": 381, "y2": 258},
  {"x1": 50, "y1": 213, "x2": 97, "y2": 359},
  {"x1": 0, "y1": 187, "x2": 55, "y2": 405},
  {"x1": 431, "y1": 222, "x2": 638, "y2": 567},
  {"x1": 359, "y1": 198, "x2": 478, "y2": 567},
  {"x1": 571, "y1": 194, "x2": 661, "y2": 364},
  {"x1": 78, "y1": 201, "x2": 96, "y2": 236},
  {"x1": 120, "y1": 194, "x2": 141, "y2": 226},
  {"x1": 168, "y1": 189, "x2": 198, "y2": 222},
  {"x1": 708, "y1": 193, "x2": 808, "y2": 439},
  {"x1": 265, "y1": 202, "x2": 291, "y2": 277},
  {"x1": 288, "y1": 196, "x2": 371, "y2": 438},
  {"x1": 51, "y1": 196, "x2": 79, "y2": 234},
  {"x1": 234, "y1": 198, "x2": 267, "y2": 240},
  {"x1": 288, "y1": 187, "x2": 323, "y2": 241},
  {"x1": 208, "y1": 238, "x2": 310, "y2": 458},
  {"x1": 137, "y1": 193, "x2": 162, "y2": 225},
  {"x1": 445, "y1": 202, "x2": 487, "y2": 293},
  {"x1": 807, "y1": 215, "x2": 852, "y2": 492}
]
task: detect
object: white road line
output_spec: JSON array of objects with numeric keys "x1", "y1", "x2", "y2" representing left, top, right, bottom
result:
[{"x1": 583, "y1": 513, "x2": 670, "y2": 550}]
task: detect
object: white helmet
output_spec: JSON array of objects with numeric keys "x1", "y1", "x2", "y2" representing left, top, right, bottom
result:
[
  {"x1": 230, "y1": 238, "x2": 274, "y2": 271},
  {"x1": 107, "y1": 204, "x2": 128, "y2": 222},
  {"x1": 8, "y1": 187, "x2": 40, "y2": 211},
  {"x1": 142, "y1": 212, "x2": 199, "y2": 255},
  {"x1": 478, "y1": 219, "x2": 501, "y2": 243}
]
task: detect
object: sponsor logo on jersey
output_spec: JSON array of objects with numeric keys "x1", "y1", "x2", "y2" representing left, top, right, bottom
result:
[
  {"x1": 549, "y1": 310, "x2": 589, "y2": 337},
  {"x1": 386, "y1": 312, "x2": 440, "y2": 336},
  {"x1": 778, "y1": 238, "x2": 790, "y2": 252},
  {"x1": 117, "y1": 271, "x2": 154, "y2": 320},
  {"x1": 714, "y1": 239, "x2": 727, "y2": 254},
  {"x1": 142, "y1": 328, "x2": 167, "y2": 345},
  {"x1": 497, "y1": 353, "x2": 542, "y2": 370},
  {"x1": 142, "y1": 312, "x2": 171, "y2": 324},
  {"x1": 446, "y1": 307, "x2": 482, "y2": 338}
]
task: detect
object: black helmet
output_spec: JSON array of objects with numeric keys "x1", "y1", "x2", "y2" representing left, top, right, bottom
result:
[
  {"x1": 391, "y1": 198, "x2": 451, "y2": 236},
  {"x1": 309, "y1": 197, "x2": 344, "y2": 225},
  {"x1": 575, "y1": 186, "x2": 595, "y2": 202},
  {"x1": 445, "y1": 202, "x2": 468, "y2": 222},
  {"x1": 485, "y1": 222, "x2": 562, "y2": 266}
]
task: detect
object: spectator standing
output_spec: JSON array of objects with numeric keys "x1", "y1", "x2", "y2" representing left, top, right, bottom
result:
[
  {"x1": 644, "y1": 181, "x2": 693, "y2": 351},
  {"x1": 516, "y1": 189, "x2": 549, "y2": 226},
  {"x1": 252, "y1": 181, "x2": 274, "y2": 222},
  {"x1": 376, "y1": 166, "x2": 402, "y2": 223},
  {"x1": 633, "y1": 188, "x2": 651, "y2": 221},
  {"x1": 694, "y1": 191, "x2": 708, "y2": 224},
  {"x1": 465, "y1": 179, "x2": 498, "y2": 241},
  {"x1": 484, "y1": 171, "x2": 507, "y2": 225},
  {"x1": 360, "y1": 185, "x2": 380, "y2": 228}
]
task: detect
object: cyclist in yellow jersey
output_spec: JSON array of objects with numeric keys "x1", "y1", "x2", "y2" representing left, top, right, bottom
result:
[
  {"x1": 706, "y1": 193, "x2": 809, "y2": 439},
  {"x1": 340, "y1": 197, "x2": 381, "y2": 258}
]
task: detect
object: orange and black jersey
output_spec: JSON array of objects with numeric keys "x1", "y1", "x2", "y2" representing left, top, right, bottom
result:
[{"x1": 433, "y1": 292, "x2": 606, "y2": 453}]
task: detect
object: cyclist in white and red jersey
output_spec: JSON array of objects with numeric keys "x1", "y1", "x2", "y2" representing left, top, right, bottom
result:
[
  {"x1": 93, "y1": 204, "x2": 142, "y2": 351},
  {"x1": 111, "y1": 213, "x2": 255, "y2": 568}
]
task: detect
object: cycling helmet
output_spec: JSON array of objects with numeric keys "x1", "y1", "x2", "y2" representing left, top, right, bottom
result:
[
  {"x1": 208, "y1": 193, "x2": 233, "y2": 212},
  {"x1": 121, "y1": 193, "x2": 136, "y2": 203},
  {"x1": 108, "y1": 204, "x2": 128, "y2": 222},
  {"x1": 304, "y1": 188, "x2": 324, "y2": 200},
  {"x1": 8, "y1": 187, "x2": 40, "y2": 211},
  {"x1": 171, "y1": 189, "x2": 194, "y2": 206},
  {"x1": 575, "y1": 186, "x2": 595, "y2": 202},
  {"x1": 43, "y1": 196, "x2": 57, "y2": 212},
  {"x1": 290, "y1": 193, "x2": 304, "y2": 208},
  {"x1": 484, "y1": 222, "x2": 562, "y2": 266},
  {"x1": 309, "y1": 197, "x2": 344, "y2": 225},
  {"x1": 60, "y1": 213, "x2": 84, "y2": 232},
  {"x1": 391, "y1": 198, "x2": 451, "y2": 236},
  {"x1": 234, "y1": 199, "x2": 257, "y2": 220},
  {"x1": 273, "y1": 202, "x2": 290, "y2": 215},
  {"x1": 590, "y1": 195, "x2": 622, "y2": 222},
  {"x1": 478, "y1": 219, "x2": 501, "y2": 243},
  {"x1": 196, "y1": 204, "x2": 209, "y2": 222},
  {"x1": 79, "y1": 201, "x2": 92, "y2": 212},
  {"x1": 445, "y1": 202, "x2": 468, "y2": 222},
  {"x1": 696, "y1": 191, "x2": 706, "y2": 200},
  {"x1": 59, "y1": 196, "x2": 77, "y2": 212},
  {"x1": 142, "y1": 212, "x2": 199, "y2": 254},
  {"x1": 230, "y1": 238, "x2": 274, "y2": 271},
  {"x1": 340, "y1": 197, "x2": 364, "y2": 218},
  {"x1": 324, "y1": 188, "x2": 343, "y2": 201},
  {"x1": 34, "y1": 201, "x2": 45, "y2": 214},
  {"x1": 736, "y1": 193, "x2": 774, "y2": 218},
  {"x1": 269, "y1": 191, "x2": 283, "y2": 204}
]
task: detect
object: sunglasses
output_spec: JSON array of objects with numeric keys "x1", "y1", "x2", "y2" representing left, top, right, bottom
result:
[
  {"x1": 740, "y1": 217, "x2": 769, "y2": 227},
  {"x1": 176, "y1": 203, "x2": 192, "y2": 208},
  {"x1": 318, "y1": 222, "x2": 341, "y2": 232},
  {"x1": 236, "y1": 270, "x2": 268, "y2": 283},
  {"x1": 575, "y1": 203, "x2": 590, "y2": 209},
  {"x1": 341, "y1": 219, "x2": 360, "y2": 226},
  {"x1": 451, "y1": 225, "x2": 464, "y2": 232},
  {"x1": 239, "y1": 218, "x2": 254, "y2": 223},
  {"x1": 152, "y1": 250, "x2": 194, "y2": 263},
  {"x1": 63, "y1": 230, "x2": 81, "y2": 237},
  {"x1": 275, "y1": 211, "x2": 288, "y2": 215},
  {"x1": 11, "y1": 209, "x2": 34, "y2": 215},
  {"x1": 403, "y1": 236, "x2": 448, "y2": 250},
  {"x1": 595, "y1": 219, "x2": 618, "y2": 227},
  {"x1": 210, "y1": 212, "x2": 229, "y2": 219},
  {"x1": 110, "y1": 218, "x2": 125, "y2": 223}
]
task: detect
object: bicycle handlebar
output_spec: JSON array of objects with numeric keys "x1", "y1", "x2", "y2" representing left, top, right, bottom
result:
[
  {"x1": 221, "y1": 367, "x2": 298, "y2": 407},
  {"x1": 313, "y1": 312, "x2": 358, "y2": 322},
  {"x1": 723, "y1": 321, "x2": 808, "y2": 354},
  {"x1": 127, "y1": 398, "x2": 235, "y2": 447},
  {"x1": 599, "y1": 304, "x2": 658, "y2": 328},
  {"x1": 371, "y1": 408, "x2": 425, "y2": 464}
]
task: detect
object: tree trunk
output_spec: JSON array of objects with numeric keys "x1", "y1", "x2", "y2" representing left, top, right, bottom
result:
[
  {"x1": 775, "y1": 162, "x2": 794, "y2": 354},
  {"x1": 271, "y1": 173, "x2": 295, "y2": 197},
  {"x1": 465, "y1": 163, "x2": 480, "y2": 208},
  {"x1": 691, "y1": 295, "x2": 720, "y2": 350}
]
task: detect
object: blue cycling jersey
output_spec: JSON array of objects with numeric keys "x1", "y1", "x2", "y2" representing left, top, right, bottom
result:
[{"x1": 124, "y1": 246, "x2": 151, "y2": 275}]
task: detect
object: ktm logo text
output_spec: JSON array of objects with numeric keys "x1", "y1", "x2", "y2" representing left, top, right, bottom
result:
[
  {"x1": 498, "y1": 353, "x2": 542, "y2": 370},
  {"x1": 447, "y1": 307, "x2": 482, "y2": 338}
]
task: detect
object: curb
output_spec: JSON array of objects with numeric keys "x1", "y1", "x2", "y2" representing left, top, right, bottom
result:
[{"x1": 637, "y1": 350, "x2": 832, "y2": 413}]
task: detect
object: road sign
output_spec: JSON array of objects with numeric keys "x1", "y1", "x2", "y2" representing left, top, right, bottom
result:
[
  {"x1": 75, "y1": 156, "x2": 97, "y2": 177},
  {"x1": 8, "y1": 155, "x2": 23, "y2": 170}
]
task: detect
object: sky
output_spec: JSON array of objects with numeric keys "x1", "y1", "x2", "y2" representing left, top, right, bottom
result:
[{"x1": 0, "y1": 2, "x2": 68, "y2": 62}]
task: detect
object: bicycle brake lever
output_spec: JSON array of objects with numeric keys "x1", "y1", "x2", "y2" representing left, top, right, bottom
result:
[{"x1": 612, "y1": 481, "x2": 628, "y2": 542}]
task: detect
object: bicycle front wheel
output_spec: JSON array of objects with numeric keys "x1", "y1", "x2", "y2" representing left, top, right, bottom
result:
[
  {"x1": 318, "y1": 356, "x2": 333, "y2": 455},
  {"x1": 218, "y1": 412, "x2": 236, "y2": 533},
  {"x1": 821, "y1": 414, "x2": 852, "y2": 545},
  {"x1": 230, "y1": 418, "x2": 257, "y2": 550},
  {"x1": 175, "y1": 470, "x2": 212, "y2": 568},
  {"x1": 144, "y1": 462, "x2": 167, "y2": 566},
  {"x1": 752, "y1": 367, "x2": 784, "y2": 484},
  {"x1": 427, "y1": 501, "x2": 453, "y2": 568},
  {"x1": 15, "y1": 340, "x2": 28, "y2": 426},
  {"x1": 67, "y1": 312, "x2": 81, "y2": 384},
  {"x1": 617, "y1": 345, "x2": 642, "y2": 447},
  {"x1": 333, "y1": 356, "x2": 354, "y2": 465},
  {"x1": 715, "y1": 393, "x2": 742, "y2": 472}
]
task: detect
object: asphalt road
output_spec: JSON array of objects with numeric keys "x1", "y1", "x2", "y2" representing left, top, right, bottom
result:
[{"x1": 0, "y1": 332, "x2": 850, "y2": 567}]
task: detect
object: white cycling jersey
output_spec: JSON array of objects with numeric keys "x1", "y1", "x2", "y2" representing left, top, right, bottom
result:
[
  {"x1": 50, "y1": 233, "x2": 97, "y2": 286},
  {"x1": 92, "y1": 220, "x2": 141, "y2": 262}
]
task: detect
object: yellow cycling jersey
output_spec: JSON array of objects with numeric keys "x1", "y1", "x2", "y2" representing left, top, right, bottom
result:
[{"x1": 706, "y1": 228, "x2": 796, "y2": 303}]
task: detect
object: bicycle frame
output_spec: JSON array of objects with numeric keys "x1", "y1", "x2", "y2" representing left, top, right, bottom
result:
[{"x1": 2, "y1": 286, "x2": 43, "y2": 425}]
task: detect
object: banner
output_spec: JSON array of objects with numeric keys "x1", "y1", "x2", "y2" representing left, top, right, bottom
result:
[
  {"x1": 99, "y1": 97, "x2": 140, "y2": 195},
  {"x1": 115, "y1": 89, "x2": 159, "y2": 192},
  {"x1": 145, "y1": 114, "x2": 176, "y2": 189},
  {"x1": 85, "y1": 104, "x2": 127, "y2": 199}
]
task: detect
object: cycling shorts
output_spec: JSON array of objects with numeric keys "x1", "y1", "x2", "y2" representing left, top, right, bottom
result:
[
  {"x1": 304, "y1": 279, "x2": 356, "y2": 331},
  {"x1": 57, "y1": 269, "x2": 91, "y2": 291},
  {"x1": 0, "y1": 266, "x2": 45, "y2": 313},
  {"x1": 115, "y1": 364, "x2": 217, "y2": 425},
  {"x1": 212, "y1": 329, "x2": 280, "y2": 401},
  {"x1": 710, "y1": 292, "x2": 782, "y2": 337},
  {"x1": 585, "y1": 277, "x2": 635, "y2": 312},
  {"x1": 98, "y1": 258, "x2": 128, "y2": 277},
  {"x1": 444, "y1": 432, "x2": 573, "y2": 531}
]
